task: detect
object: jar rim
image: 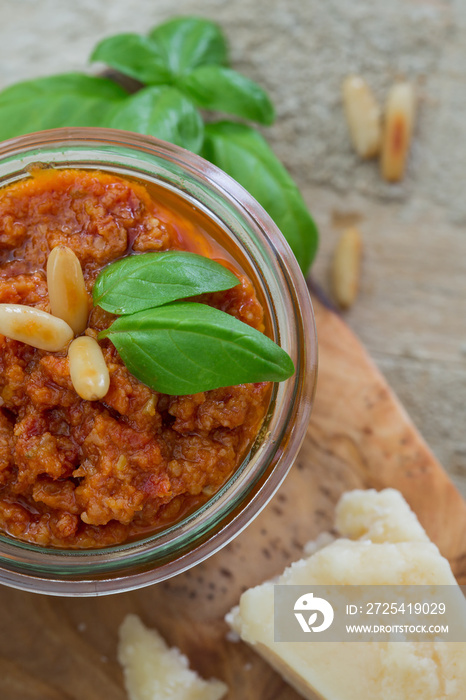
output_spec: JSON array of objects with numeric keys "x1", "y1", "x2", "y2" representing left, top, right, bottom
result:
[{"x1": 0, "y1": 127, "x2": 317, "y2": 595}]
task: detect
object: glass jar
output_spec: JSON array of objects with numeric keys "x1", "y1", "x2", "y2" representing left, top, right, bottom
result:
[{"x1": 0, "y1": 128, "x2": 317, "y2": 595}]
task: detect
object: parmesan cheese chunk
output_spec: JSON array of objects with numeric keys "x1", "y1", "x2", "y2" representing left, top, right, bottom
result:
[
  {"x1": 118, "y1": 615, "x2": 228, "y2": 700},
  {"x1": 227, "y1": 489, "x2": 466, "y2": 700},
  {"x1": 335, "y1": 488, "x2": 429, "y2": 544}
]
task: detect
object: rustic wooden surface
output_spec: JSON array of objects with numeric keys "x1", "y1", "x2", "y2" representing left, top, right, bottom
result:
[
  {"x1": 1, "y1": 295, "x2": 465, "y2": 700},
  {"x1": 1, "y1": 2, "x2": 466, "y2": 696},
  {"x1": 310, "y1": 187, "x2": 466, "y2": 499}
]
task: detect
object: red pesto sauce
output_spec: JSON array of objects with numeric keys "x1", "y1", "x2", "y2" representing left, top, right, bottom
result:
[{"x1": 0, "y1": 168, "x2": 271, "y2": 548}]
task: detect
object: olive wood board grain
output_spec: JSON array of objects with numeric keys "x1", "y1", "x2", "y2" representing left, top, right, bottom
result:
[{"x1": 0, "y1": 294, "x2": 465, "y2": 700}]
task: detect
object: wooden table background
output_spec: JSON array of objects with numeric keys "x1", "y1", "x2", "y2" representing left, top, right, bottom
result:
[{"x1": 1, "y1": 2, "x2": 466, "y2": 697}]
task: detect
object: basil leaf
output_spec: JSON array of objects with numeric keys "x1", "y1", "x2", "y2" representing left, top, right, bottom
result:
[
  {"x1": 149, "y1": 17, "x2": 228, "y2": 76},
  {"x1": 109, "y1": 86, "x2": 204, "y2": 153},
  {"x1": 177, "y1": 66, "x2": 275, "y2": 125},
  {"x1": 90, "y1": 33, "x2": 172, "y2": 85},
  {"x1": 0, "y1": 74, "x2": 127, "y2": 140},
  {"x1": 99, "y1": 302, "x2": 294, "y2": 395},
  {"x1": 202, "y1": 121, "x2": 318, "y2": 274},
  {"x1": 93, "y1": 251, "x2": 239, "y2": 314}
]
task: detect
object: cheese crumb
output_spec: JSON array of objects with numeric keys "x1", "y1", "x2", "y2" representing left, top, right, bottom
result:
[
  {"x1": 118, "y1": 614, "x2": 227, "y2": 700},
  {"x1": 227, "y1": 488, "x2": 466, "y2": 700}
]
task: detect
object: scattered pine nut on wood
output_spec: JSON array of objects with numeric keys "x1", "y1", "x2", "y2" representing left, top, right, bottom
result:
[
  {"x1": 47, "y1": 245, "x2": 89, "y2": 335},
  {"x1": 342, "y1": 75, "x2": 382, "y2": 159},
  {"x1": 381, "y1": 82, "x2": 416, "y2": 182},
  {"x1": 332, "y1": 227, "x2": 363, "y2": 310},
  {"x1": 68, "y1": 336, "x2": 110, "y2": 401},
  {"x1": 0, "y1": 303, "x2": 74, "y2": 351}
]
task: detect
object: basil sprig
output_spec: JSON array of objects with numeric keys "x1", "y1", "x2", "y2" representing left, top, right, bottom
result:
[
  {"x1": 0, "y1": 74, "x2": 127, "y2": 140},
  {"x1": 93, "y1": 251, "x2": 239, "y2": 314},
  {"x1": 92, "y1": 18, "x2": 228, "y2": 82},
  {"x1": 203, "y1": 122, "x2": 319, "y2": 274},
  {"x1": 0, "y1": 16, "x2": 318, "y2": 273},
  {"x1": 94, "y1": 252, "x2": 294, "y2": 395},
  {"x1": 109, "y1": 86, "x2": 205, "y2": 154},
  {"x1": 99, "y1": 302, "x2": 294, "y2": 396},
  {"x1": 176, "y1": 66, "x2": 275, "y2": 125}
]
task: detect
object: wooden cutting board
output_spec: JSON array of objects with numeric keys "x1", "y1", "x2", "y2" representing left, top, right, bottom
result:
[{"x1": 1, "y1": 294, "x2": 465, "y2": 700}]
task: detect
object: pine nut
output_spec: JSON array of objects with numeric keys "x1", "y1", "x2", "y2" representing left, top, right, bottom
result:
[
  {"x1": 381, "y1": 82, "x2": 416, "y2": 182},
  {"x1": 68, "y1": 336, "x2": 110, "y2": 401},
  {"x1": 331, "y1": 227, "x2": 363, "y2": 309},
  {"x1": 0, "y1": 303, "x2": 73, "y2": 351},
  {"x1": 84, "y1": 327, "x2": 99, "y2": 340},
  {"x1": 47, "y1": 245, "x2": 89, "y2": 335},
  {"x1": 342, "y1": 75, "x2": 382, "y2": 159}
]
